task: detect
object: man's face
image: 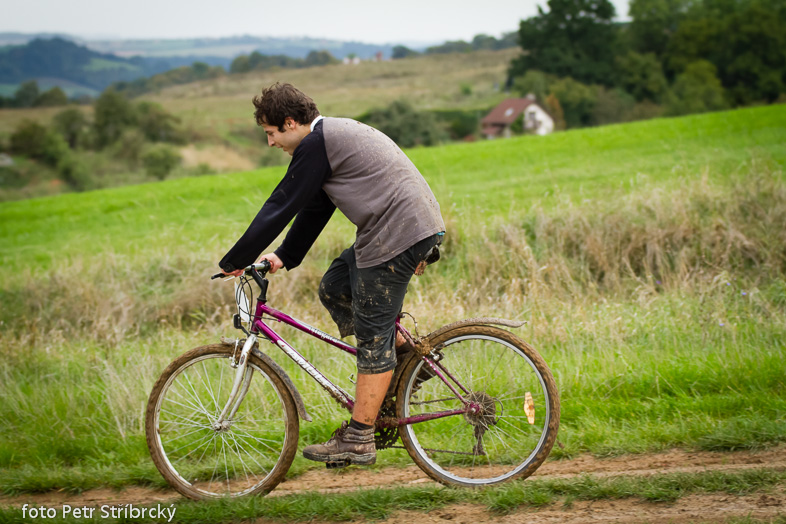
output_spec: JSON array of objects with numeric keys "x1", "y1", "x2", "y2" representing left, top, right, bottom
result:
[{"x1": 262, "y1": 117, "x2": 308, "y2": 156}]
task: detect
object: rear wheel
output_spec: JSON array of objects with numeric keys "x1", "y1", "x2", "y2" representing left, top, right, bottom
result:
[
  {"x1": 397, "y1": 325, "x2": 559, "y2": 487},
  {"x1": 145, "y1": 344, "x2": 299, "y2": 499}
]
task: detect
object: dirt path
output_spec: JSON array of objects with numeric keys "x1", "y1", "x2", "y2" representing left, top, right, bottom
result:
[
  {"x1": 356, "y1": 490, "x2": 786, "y2": 524},
  {"x1": 3, "y1": 447, "x2": 785, "y2": 523}
]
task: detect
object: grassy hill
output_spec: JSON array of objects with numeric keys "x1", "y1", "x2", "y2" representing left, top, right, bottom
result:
[
  {"x1": 0, "y1": 106, "x2": 784, "y2": 499},
  {"x1": 2, "y1": 104, "x2": 783, "y2": 273},
  {"x1": 143, "y1": 48, "x2": 520, "y2": 132}
]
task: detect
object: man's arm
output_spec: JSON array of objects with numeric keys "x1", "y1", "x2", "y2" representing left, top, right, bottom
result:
[
  {"x1": 218, "y1": 130, "x2": 331, "y2": 273},
  {"x1": 274, "y1": 189, "x2": 336, "y2": 270}
]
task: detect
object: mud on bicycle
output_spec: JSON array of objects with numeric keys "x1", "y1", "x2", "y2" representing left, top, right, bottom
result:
[{"x1": 145, "y1": 261, "x2": 560, "y2": 500}]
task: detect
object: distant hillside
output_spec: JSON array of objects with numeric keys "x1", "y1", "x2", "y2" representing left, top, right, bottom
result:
[
  {"x1": 0, "y1": 38, "x2": 179, "y2": 92},
  {"x1": 0, "y1": 34, "x2": 404, "y2": 96},
  {"x1": 0, "y1": 33, "x2": 400, "y2": 62},
  {"x1": 85, "y1": 35, "x2": 397, "y2": 60}
]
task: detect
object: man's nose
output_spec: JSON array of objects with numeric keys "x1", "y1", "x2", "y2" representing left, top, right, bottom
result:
[{"x1": 267, "y1": 136, "x2": 275, "y2": 147}]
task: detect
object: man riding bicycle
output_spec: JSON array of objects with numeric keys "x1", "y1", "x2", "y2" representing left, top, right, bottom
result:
[{"x1": 219, "y1": 82, "x2": 445, "y2": 466}]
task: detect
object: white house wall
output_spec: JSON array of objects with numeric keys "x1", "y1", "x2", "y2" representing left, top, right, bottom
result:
[{"x1": 525, "y1": 104, "x2": 555, "y2": 136}]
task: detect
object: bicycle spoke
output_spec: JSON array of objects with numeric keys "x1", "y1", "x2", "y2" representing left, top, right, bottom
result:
[
  {"x1": 167, "y1": 386, "x2": 214, "y2": 417},
  {"x1": 170, "y1": 432, "x2": 216, "y2": 464},
  {"x1": 400, "y1": 329, "x2": 558, "y2": 486},
  {"x1": 160, "y1": 407, "x2": 212, "y2": 428},
  {"x1": 231, "y1": 429, "x2": 284, "y2": 455},
  {"x1": 182, "y1": 369, "x2": 215, "y2": 418},
  {"x1": 166, "y1": 430, "x2": 215, "y2": 457},
  {"x1": 226, "y1": 431, "x2": 254, "y2": 487},
  {"x1": 200, "y1": 360, "x2": 221, "y2": 414},
  {"x1": 230, "y1": 431, "x2": 275, "y2": 475},
  {"x1": 149, "y1": 350, "x2": 297, "y2": 498}
]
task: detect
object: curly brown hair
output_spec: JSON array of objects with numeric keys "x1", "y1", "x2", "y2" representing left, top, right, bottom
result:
[{"x1": 252, "y1": 83, "x2": 320, "y2": 131}]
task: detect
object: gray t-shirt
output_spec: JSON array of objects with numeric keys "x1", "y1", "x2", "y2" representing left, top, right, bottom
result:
[
  {"x1": 321, "y1": 117, "x2": 444, "y2": 267},
  {"x1": 219, "y1": 117, "x2": 444, "y2": 272}
]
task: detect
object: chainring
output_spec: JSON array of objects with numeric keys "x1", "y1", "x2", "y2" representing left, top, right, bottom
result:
[{"x1": 374, "y1": 401, "x2": 400, "y2": 449}]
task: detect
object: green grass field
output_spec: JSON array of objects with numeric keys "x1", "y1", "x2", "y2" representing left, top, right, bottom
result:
[{"x1": 0, "y1": 105, "x2": 784, "y2": 517}]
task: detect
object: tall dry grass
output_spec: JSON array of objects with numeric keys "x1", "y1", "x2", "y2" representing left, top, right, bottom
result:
[{"x1": 1, "y1": 166, "x2": 783, "y2": 351}]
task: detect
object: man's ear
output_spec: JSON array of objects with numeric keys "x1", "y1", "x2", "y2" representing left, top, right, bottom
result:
[{"x1": 284, "y1": 117, "x2": 296, "y2": 129}]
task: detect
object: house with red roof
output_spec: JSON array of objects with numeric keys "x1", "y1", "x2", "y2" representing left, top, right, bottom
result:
[{"x1": 481, "y1": 96, "x2": 554, "y2": 139}]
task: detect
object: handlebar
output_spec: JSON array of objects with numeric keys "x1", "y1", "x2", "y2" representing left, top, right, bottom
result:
[{"x1": 211, "y1": 260, "x2": 272, "y2": 280}]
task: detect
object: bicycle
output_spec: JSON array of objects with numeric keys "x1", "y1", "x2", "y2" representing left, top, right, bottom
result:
[{"x1": 145, "y1": 261, "x2": 560, "y2": 500}]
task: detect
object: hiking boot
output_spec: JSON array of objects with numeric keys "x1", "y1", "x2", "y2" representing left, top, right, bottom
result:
[{"x1": 302, "y1": 421, "x2": 376, "y2": 465}]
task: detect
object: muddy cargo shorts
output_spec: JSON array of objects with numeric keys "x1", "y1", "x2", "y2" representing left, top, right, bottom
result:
[{"x1": 318, "y1": 234, "x2": 442, "y2": 374}]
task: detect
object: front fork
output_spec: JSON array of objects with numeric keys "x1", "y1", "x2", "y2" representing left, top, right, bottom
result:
[{"x1": 213, "y1": 335, "x2": 257, "y2": 431}]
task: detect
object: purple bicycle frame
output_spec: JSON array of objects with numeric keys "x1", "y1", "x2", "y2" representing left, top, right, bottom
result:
[{"x1": 248, "y1": 298, "x2": 475, "y2": 428}]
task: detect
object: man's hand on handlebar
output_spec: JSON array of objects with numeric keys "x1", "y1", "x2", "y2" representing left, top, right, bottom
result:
[
  {"x1": 257, "y1": 253, "x2": 283, "y2": 274},
  {"x1": 214, "y1": 254, "x2": 282, "y2": 280}
]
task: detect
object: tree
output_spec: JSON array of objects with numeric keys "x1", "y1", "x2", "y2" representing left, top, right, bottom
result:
[
  {"x1": 93, "y1": 89, "x2": 136, "y2": 148},
  {"x1": 592, "y1": 87, "x2": 636, "y2": 124},
  {"x1": 426, "y1": 40, "x2": 472, "y2": 54},
  {"x1": 135, "y1": 101, "x2": 182, "y2": 143},
  {"x1": 304, "y1": 50, "x2": 338, "y2": 67},
  {"x1": 615, "y1": 51, "x2": 669, "y2": 102},
  {"x1": 38, "y1": 131, "x2": 70, "y2": 167},
  {"x1": 509, "y1": 0, "x2": 619, "y2": 87},
  {"x1": 10, "y1": 120, "x2": 48, "y2": 157},
  {"x1": 392, "y1": 45, "x2": 419, "y2": 59},
  {"x1": 512, "y1": 70, "x2": 551, "y2": 103},
  {"x1": 545, "y1": 94, "x2": 567, "y2": 130},
  {"x1": 549, "y1": 77, "x2": 598, "y2": 127},
  {"x1": 13, "y1": 80, "x2": 40, "y2": 108},
  {"x1": 628, "y1": 0, "x2": 691, "y2": 57},
  {"x1": 34, "y1": 86, "x2": 68, "y2": 107},
  {"x1": 471, "y1": 34, "x2": 498, "y2": 51},
  {"x1": 9, "y1": 120, "x2": 69, "y2": 167},
  {"x1": 362, "y1": 100, "x2": 447, "y2": 148},
  {"x1": 666, "y1": 60, "x2": 728, "y2": 115},
  {"x1": 142, "y1": 144, "x2": 181, "y2": 180},
  {"x1": 52, "y1": 107, "x2": 89, "y2": 149},
  {"x1": 230, "y1": 54, "x2": 251, "y2": 74},
  {"x1": 57, "y1": 153, "x2": 92, "y2": 191},
  {"x1": 664, "y1": 0, "x2": 786, "y2": 104}
]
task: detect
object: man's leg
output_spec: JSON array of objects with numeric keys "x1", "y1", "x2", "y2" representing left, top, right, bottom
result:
[
  {"x1": 303, "y1": 235, "x2": 440, "y2": 465},
  {"x1": 350, "y1": 370, "x2": 394, "y2": 425},
  {"x1": 318, "y1": 247, "x2": 355, "y2": 338}
]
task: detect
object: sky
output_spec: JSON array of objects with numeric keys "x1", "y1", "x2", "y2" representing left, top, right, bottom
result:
[{"x1": 2, "y1": 0, "x2": 631, "y2": 45}]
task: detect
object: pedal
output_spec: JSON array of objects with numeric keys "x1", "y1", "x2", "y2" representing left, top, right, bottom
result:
[{"x1": 325, "y1": 460, "x2": 350, "y2": 469}]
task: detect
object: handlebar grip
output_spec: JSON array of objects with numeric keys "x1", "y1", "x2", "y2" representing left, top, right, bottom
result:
[{"x1": 211, "y1": 260, "x2": 272, "y2": 280}]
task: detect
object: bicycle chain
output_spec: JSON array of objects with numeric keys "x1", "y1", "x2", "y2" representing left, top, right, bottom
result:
[
  {"x1": 410, "y1": 397, "x2": 458, "y2": 405},
  {"x1": 384, "y1": 445, "x2": 482, "y2": 456}
]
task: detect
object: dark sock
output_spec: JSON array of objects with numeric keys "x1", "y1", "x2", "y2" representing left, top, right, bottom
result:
[{"x1": 349, "y1": 418, "x2": 373, "y2": 431}]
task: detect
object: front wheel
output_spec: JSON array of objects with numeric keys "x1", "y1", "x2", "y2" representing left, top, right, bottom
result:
[
  {"x1": 397, "y1": 325, "x2": 559, "y2": 487},
  {"x1": 145, "y1": 344, "x2": 299, "y2": 499}
]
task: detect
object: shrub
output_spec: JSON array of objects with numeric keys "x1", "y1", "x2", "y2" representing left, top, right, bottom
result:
[
  {"x1": 135, "y1": 101, "x2": 183, "y2": 143},
  {"x1": 592, "y1": 87, "x2": 636, "y2": 125},
  {"x1": 550, "y1": 77, "x2": 598, "y2": 128},
  {"x1": 39, "y1": 131, "x2": 70, "y2": 167},
  {"x1": 666, "y1": 60, "x2": 728, "y2": 116},
  {"x1": 111, "y1": 129, "x2": 147, "y2": 167},
  {"x1": 52, "y1": 107, "x2": 89, "y2": 149},
  {"x1": 34, "y1": 87, "x2": 68, "y2": 107},
  {"x1": 361, "y1": 100, "x2": 448, "y2": 148},
  {"x1": 9, "y1": 120, "x2": 48, "y2": 157},
  {"x1": 93, "y1": 89, "x2": 137, "y2": 148},
  {"x1": 13, "y1": 81, "x2": 40, "y2": 108},
  {"x1": 142, "y1": 144, "x2": 181, "y2": 180},
  {"x1": 57, "y1": 153, "x2": 92, "y2": 191}
]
